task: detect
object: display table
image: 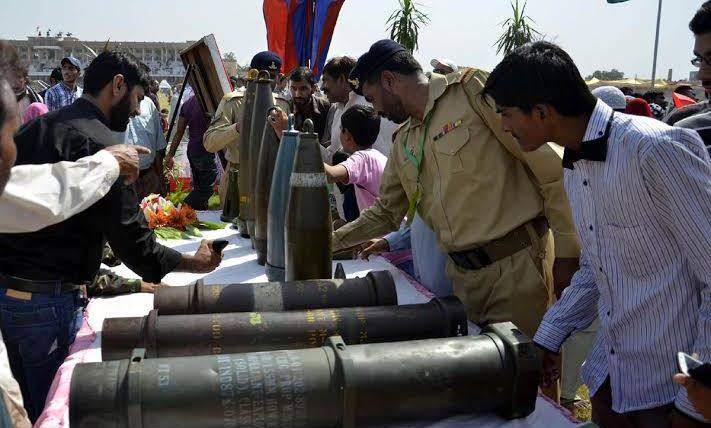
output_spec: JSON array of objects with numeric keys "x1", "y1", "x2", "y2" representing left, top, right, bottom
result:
[{"x1": 35, "y1": 212, "x2": 586, "y2": 428}]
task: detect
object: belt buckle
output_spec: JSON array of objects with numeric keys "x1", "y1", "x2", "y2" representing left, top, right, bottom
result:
[{"x1": 468, "y1": 248, "x2": 492, "y2": 269}]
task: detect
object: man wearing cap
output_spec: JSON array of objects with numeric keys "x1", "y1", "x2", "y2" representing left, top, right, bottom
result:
[
  {"x1": 431, "y1": 58, "x2": 458, "y2": 75},
  {"x1": 332, "y1": 40, "x2": 580, "y2": 343},
  {"x1": 204, "y1": 51, "x2": 290, "y2": 204},
  {"x1": 44, "y1": 56, "x2": 82, "y2": 111}
]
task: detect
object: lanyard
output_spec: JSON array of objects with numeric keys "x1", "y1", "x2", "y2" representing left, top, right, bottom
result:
[{"x1": 403, "y1": 111, "x2": 433, "y2": 225}]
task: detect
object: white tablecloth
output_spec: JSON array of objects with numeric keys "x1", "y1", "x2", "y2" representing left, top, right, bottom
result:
[{"x1": 43, "y1": 212, "x2": 585, "y2": 428}]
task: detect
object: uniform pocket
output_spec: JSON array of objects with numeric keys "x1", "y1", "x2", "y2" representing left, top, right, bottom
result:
[{"x1": 433, "y1": 126, "x2": 469, "y2": 173}]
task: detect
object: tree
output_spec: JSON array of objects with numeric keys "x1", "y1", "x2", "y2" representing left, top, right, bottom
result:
[
  {"x1": 224, "y1": 52, "x2": 237, "y2": 62},
  {"x1": 386, "y1": 0, "x2": 430, "y2": 53},
  {"x1": 495, "y1": 0, "x2": 540, "y2": 56},
  {"x1": 586, "y1": 69, "x2": 625, "y2": 81}
]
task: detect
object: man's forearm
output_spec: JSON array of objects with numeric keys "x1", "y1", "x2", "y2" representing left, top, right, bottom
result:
[{"x1": 0, "y1": 151, "x2": 119, "y2": 233}]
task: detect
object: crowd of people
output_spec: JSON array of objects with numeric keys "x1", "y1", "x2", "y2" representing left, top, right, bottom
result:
[{"x1": 0, "y1": 2, "x2": 709, "y2": 428}]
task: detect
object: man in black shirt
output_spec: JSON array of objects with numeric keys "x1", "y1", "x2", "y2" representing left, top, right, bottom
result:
[
  {"x1": 288, "y1": 66, "x2": 331, "y2": 139},
  {"x1": 0, "y1": 51, "x2": 223, "y2": 421}
]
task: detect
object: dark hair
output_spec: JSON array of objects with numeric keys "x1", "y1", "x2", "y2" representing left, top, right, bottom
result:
[
  {"x1": 83, "y1": 51, "x2": 149, "y2": 96},
  {"x1": 364, "y1": 50, "x2": 422, "y2": 86},
  {"x1": 643, "y1": 90, "x2": 663, "y2": 103},
  {"x1": 619, "y1": 86, "x2": 634, "y2": 96},
  {"x1": 323, "y1": 56, "x2": 357, "y2": 80},
  {"x1": 50, "y1": 66, "x2": 62, "y2": 82},
  {"x1": 674, "y1": 85, "x2": 694, "y2": 94},
  {"x1": 340, "y1": 105, "x2": 381, "y2": 148},
  {"x1": 289, "y1": 66, "x2": 315, "y2": 86},
  {"x1": 0, "y1": 41, "x2": 21, "y2": 125},
  {"x1": 482, "y1": 41, "x2": 596, "y2": 116},
  {"x1": 690, "y1": 1, "x2": 711, "y2": 35}
]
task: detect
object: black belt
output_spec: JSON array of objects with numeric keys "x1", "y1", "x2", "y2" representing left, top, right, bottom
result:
[
  {"x1": 449, "y1": 217, "x2": 549, "y2": 271},
  {"x1": 0, "y1": 272, "x2": 81, "y2": 294}
]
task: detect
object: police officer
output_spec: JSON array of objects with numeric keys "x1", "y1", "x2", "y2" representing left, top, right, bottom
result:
[
  {"x1": 203, "y1": 51, "x2": 290, "y2": 228},
  {"x1": 332, "y1": 40, "x2": 581, "y2": 340}
]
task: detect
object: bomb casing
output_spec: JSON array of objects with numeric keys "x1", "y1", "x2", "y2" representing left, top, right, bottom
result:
[
  {"x1": 101, "y1": 296, "x2": 468, "y2": 360},
  {"x1": 265, "y1": 115, "x2": 299, "y2": 281},
  {"x1": 285, "y1": 119, "x2": 332, "y2": 281},
  {"x1": 72, "y1": 323, "x2": 540, "y2": 428},
  {"x1": 246, "y1": 70, "x2": 274, "y2": 243},
  {"x1": 253, "y1": 113, "x2": 282, "y2": 265},
  {"x1": 236, "y1": 69, "x2": 258, "y2": 237},
  {"x1": 153, "y1": 270, "x2": 397, "y2": 315}
]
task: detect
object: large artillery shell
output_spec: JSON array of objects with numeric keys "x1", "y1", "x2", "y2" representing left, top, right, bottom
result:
[
  {"x1": 101, "y1": 297, "x2": 467, "y2": 360},
  {"x1": 246, "y1": 70, "x2": 274, "y2": 243},
  {"x1": 253, "y1": 116, "x2": 281, "y2": 265},
  {"x1": 236, "y1": 69, "x2": 258, "y2": 238},
  {"x1": 265, "y1": 115, "x2": 299, "y2": 281},
  {"x1": 153, "y1": 270, "x2": 397, "y2": 315},
  {"x1": 72, "y1": 323, "x2": 540, "y2": 428},
  {"x1": 285, "y1": 119, "x2": 332, "y2": 280}
]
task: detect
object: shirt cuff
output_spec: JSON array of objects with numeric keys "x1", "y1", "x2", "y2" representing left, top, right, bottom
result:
[
  {"x1": 552, "y1": 231, "x2": 581, "y2": 259},
  {"x1": 532, "y1": 319, "x2": 571, "y2": 353},
  {"x1": 94, "y1": 149, "x2": 121, "y2": 185}
]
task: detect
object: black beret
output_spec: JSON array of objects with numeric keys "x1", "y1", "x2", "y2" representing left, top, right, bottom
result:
[
  {"x1": 250, "y1": 51, "x2": 282, "y2": 72},
  {"x1": 349, "y1": 40, "x2": 406, "y2": 95}
]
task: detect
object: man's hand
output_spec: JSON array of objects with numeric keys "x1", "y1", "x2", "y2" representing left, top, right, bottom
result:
[
  {"x1": 674, "y1": 374, "x2": 711, "y2": 420},
  {"x1": 357, "y1": 238, "x2": 390, "y2": 261},
  {"x1": 103, "y1": 144, "x2": 151, "y2": 185},
  {"x1": 268, "y1": 107, "x2": 288, "y2": 139},
  {"x1": 176, "y1": 239, "x2": 224, "y2": 273},
  {"x1": 165, "y1": 155, "x2": 175, "y2": 170},
  {"x1": 540, "y1": 348, "x2": 561, "y2": 388},
  {"x1": 552, "y1": 257, "x2": 579, "y2": 299},
  {"x1": 140, "y1": 281, "x2": 169, "y2": 293}
]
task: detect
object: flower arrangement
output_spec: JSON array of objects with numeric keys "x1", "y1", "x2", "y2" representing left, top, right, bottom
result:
[{"x1": 139, "y1": 194, "x2": 227, "y2": 240}]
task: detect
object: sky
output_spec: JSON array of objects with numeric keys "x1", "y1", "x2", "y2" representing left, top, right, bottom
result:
[{"x1": 0, "y1": 0, "x2": 702, "y2": 81}]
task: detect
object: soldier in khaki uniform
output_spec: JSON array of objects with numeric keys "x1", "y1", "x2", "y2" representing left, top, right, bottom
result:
[
  {"x1": 203, "y1": 51, "x2": 290, "y2": 214},
  {"x1": 333, "y1": 40, "x2": 581, "y2": 340}
]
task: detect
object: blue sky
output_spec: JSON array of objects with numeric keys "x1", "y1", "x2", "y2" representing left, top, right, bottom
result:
[{"x1": 0, "y1": 0, "x2": 702, "y2": 80}]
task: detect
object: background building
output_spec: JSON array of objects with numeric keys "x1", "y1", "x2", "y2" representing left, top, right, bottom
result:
[{"x1": 5, "y1": 33, "x2": 194, "y2": 86}]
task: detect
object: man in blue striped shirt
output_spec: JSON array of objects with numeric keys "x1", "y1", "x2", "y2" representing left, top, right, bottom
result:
[{"x1": 483, "y1": 42, "x2": 711, "y2": 427}]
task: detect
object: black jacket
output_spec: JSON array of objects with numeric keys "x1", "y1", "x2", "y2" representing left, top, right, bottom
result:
[{"x1": 0, "y1": 98, "x2": 181, "y2": 284}]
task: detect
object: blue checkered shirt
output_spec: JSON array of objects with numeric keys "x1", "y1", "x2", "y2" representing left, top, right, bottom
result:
[{"x1": 44, "y1": 82, "x2": 82, "y2": 112}]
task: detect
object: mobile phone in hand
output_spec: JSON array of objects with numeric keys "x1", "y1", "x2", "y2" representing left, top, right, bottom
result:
[
  {"x1": 212, "y1": 239, "x2": 228, "y2": 253},
  {"x1": 678, "y1": 352, "x2": 711, "y2": 388}
]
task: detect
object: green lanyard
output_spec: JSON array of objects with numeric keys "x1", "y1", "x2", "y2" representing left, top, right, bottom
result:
[{"x1": 403, "y1": 111, "x2": 433, "y2": 225}]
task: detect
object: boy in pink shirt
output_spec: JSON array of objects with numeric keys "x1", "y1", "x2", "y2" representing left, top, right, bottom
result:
[{"x1": 324, "y1": 105, "x2": 387, "y2": 211}]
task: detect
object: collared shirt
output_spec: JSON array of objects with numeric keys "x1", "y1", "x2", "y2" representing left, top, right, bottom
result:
[
  {"x1": 534, "y1": 100, "x2": 711, "y2": 419},
  {"x1": 44, "y1": 81, "x2": 82, "y2": 112},
  {"x1": 0, "y1": 98, "x2": 181, "y2": 284},
  {"x1": 324, "y1": 91, "x2": 396, "y2": 161},
  {"x1": 293, "y1": 95, "x2": 331, "y2": 141},
  {"x1": 115, "y1": 98, "x2": 167, "y2": 170},
  {"x1": 333, "y1": 69, "x2": 579, "y2": 258},
  {"x1": 0, "y1": 150, "x2": 119, "y2": 233}
]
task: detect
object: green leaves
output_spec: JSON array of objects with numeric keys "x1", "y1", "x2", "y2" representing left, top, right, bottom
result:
[
  {"x1": 386, "y1": 0, "x2": 430, "y2": 53},
  {"x1": 495, "y1": 0, "x2": 541, "y2": 56}
]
